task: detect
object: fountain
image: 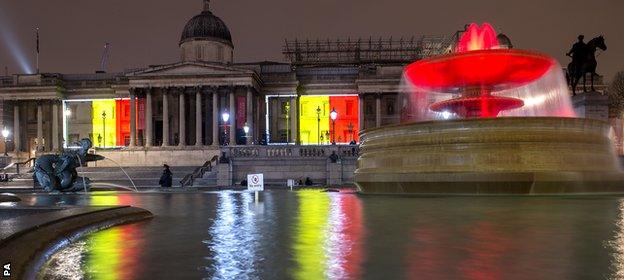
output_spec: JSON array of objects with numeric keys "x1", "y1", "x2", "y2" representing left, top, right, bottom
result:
[
  {"x1": 355, "y1": 23, "x2": 624, "y2": 194},
  {"x1": 33, "y1": 138, "x2": 112, "y2": 192}
]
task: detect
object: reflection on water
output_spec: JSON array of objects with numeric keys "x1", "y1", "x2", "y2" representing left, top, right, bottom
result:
[
  {"x1": 293, "y1": 190, "x2": 329, "y2": 279},
  {"x1": 292, "y1": 190, "x2": 364, "y2": 280},
  {"x1": 41, "y1": 224, "x2": 143, "y2": 280},
  {"x1": 610, "y1": 200, "x2": 624, "y2": 278},
  {"x1": 203, "y1": 191, "x2": 259, "y2": 279},
  {"x1": 33, "y1": 192, "x2": 624, "y2": 279}
]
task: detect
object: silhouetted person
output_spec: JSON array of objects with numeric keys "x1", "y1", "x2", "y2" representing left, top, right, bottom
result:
[
  {"x1": 305, "y1": 177, "x2": 313, "y2": 186},
  {"x1": 159, "y1": 164, "x2": 173, "y2": 188},
  {"x1": 567, "y1": 35, "x2": 587, "y2": 62},
  {"x1": 329, "y1": 151, "x2": 339, "y2": 163}
]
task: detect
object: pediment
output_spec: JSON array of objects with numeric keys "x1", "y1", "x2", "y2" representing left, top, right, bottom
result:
[{"x1": 127, "y1": 62, "x2": 253, "y2": 77}]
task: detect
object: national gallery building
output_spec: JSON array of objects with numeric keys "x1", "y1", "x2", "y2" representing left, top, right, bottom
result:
[{"x1": 0, "y1": 1, "x2": 525, "y2": 163}]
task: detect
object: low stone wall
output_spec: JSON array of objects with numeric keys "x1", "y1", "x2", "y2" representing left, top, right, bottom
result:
[
  {"x1": 90, "y1": 147, "x2": 220, "y2": 167},
  {"x1": 217, "y1": 145, "x2": 359, "y2": 187}
]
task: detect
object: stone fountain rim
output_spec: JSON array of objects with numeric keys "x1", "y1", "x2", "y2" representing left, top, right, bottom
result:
[{"x1": 360, "y1": 117, "x2": 609, "y2": 136}]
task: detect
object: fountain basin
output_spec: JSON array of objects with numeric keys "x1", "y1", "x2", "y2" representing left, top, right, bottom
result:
[{"x1": 355, "y1": 117, "x2": 624, "y2": 194}]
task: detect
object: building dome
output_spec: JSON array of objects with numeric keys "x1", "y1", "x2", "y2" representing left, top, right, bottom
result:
[
  {"x1": 180, "y1": 10, "x2": 232, "y2": 46},
  {"x1": 179, "y1": 1, "x2": 234, "y2": 64},
  {"x1": 497, "y1": 33, "x2": 513, "y2": 49}
]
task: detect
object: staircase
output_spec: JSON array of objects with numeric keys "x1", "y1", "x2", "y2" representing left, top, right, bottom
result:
[{"x1": 179, "y1": 155, "x2": 219, "y2": 187}]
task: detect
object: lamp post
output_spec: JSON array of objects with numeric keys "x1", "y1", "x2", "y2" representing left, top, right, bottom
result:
[
  {"x1": 2, "y1": 127, "x2": 9, "y2": 156},
  {"x1": 243, "y1": 122, "x2": 250, "y2": 145},
  {"x1": 102, "y1": 111, "x2": 107, "y2": 148},
  {"x1": 285, "y1": 102, "x2": 290, "y2": 144},
  {"x1": 64, "y1": 107, "x2": 71, "y2": 147},
  {"x1": 316, "y1": 106, "x2": 321, "y2": 145},
  {"x1": 221, "y1": 109, "x2": 230, "y2": 145},
  {"x1": 330, "y1": 108, "x2": 338, "y2": 145}
]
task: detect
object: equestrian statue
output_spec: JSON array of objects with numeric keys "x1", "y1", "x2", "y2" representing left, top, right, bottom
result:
[{"x1": 566, "y1": 35, "x2": 607, "y2": 95}]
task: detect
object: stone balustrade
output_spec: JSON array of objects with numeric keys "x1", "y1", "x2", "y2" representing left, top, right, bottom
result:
[
  {"x1": 217, "y1": 145, "x2": 360, "y2": 187},
  {"x1": 223, "y1": 145, "x2": 359, "y2": 159}
]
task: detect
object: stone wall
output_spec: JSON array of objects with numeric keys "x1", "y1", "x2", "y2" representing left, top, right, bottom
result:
[
  {"x1": 216, "y1": 145, "x2": 359, "y2": 187},
  {"x1": 90, "y1": 147, "x2": 220, "y2": 167}
]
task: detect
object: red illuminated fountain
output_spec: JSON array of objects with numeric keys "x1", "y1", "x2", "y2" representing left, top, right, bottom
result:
[
  {"x1": 404, "y1": 23, "x2": 555, "y2": 118},
  {"x1": 355, "y1": 22, "x2": 624, "y2": 195}
]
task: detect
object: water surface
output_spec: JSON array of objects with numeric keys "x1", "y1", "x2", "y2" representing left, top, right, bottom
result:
[{"x1": 23, "y1": 191, "x2": 624, "y2": 279}]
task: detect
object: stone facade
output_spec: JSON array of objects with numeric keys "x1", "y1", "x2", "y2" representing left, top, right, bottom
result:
[{"x1": 0, "y1": 3, "x2": 442, "y2": 165}]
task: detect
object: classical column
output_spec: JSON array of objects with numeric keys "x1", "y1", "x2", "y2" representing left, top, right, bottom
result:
[
  {"x1": 376, "y1": 93, "x2": 382, "y2": 128},
  {"x1": 290, "y1": 95, "x2": 298, "y2": 144},
  {"x1": 212, "y1": 89, "x2": 219, "y2": 146},
  {"x1": 129, "y1": 89, "x2": 137, "y2": 147},
  {"x1": 229, "y1": 90, "x2": 236, "y2": 145},
  {"x1": 37, "y1": 102, "x2": 43, "y2": 151},
  {"x1": 179, "y1": 89, "x2": 186, "y2": 146},
  {"x1": 52, "y1": 102, "x2": 59, "y2": 151},
  {"x1": 246, "y1": 87, "x2": 253, "y2": 145},
  {"x1": 162, "y1": 88, "x2": 170, "y2": 146},
  {"x1": 358, "y1": 94, "x2": 364, "y2": 132},
  {"x1": 13, "y1": 103, "x2": 20, "y2": 152},
  {"x1": 195, "y1": 88, "x2": 203, "y2": 146},
  {"x1": 255, "y1": 95, "x2": 261, "y2": 142},
  {"x1": 145, "y1": 88, "x2": 153, "y2": 147}
]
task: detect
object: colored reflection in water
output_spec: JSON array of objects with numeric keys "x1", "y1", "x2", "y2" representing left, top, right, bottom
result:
[
  {"x1": 36, "y1": 193, "x2": 624, "y2": 279},
  {"x1": 292, "y1": 190, "x2": 363, "y2": 280},
  {"x1": 204, "y1": 191, "x2": 259, "y2": 279},
  {"x1": 293, "y1": 190, "x2": 330, "y2": 279},
  {"x1": 89, "y1": 193, "x2": 135, "y2": 206},
  {"x1": 41, "y1": 224, "x2": 143, "y2": 280}
]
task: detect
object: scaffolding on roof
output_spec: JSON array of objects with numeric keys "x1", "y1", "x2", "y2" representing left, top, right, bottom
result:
[{"x1": 283, "y1": 35, "x2": 456, "y2": 65}]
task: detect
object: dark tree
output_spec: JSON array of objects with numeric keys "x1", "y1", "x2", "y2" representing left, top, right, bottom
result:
[{"x1": 608, "y1": 71, "x2": 624, "y2": 117}]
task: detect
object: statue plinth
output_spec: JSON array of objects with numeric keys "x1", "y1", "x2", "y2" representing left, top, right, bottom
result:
[{"x1": 572, "y1": 91, "x2": 610, "y2": 121}]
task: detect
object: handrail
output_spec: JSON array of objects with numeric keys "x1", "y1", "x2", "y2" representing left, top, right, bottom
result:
[
  {"x1": 180, "y1": 155, "x2": 219, "y2": 187},
  {"x1": 13, "y1": 158, "x2": 36, "y2": 174}
]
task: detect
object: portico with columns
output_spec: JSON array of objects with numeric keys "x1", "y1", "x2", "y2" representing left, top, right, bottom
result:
[{"x1": 123, "y1": 62, "x2": 264, "y2": 149}]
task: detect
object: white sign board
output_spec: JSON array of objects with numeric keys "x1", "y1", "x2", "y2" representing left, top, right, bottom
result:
[{"x1": 247, "y1": 173, "x2": 264, "y2": 191}]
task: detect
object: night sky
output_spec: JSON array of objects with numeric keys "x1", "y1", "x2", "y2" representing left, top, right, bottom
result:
[{"x1": 0, "y1": 0, "x2": 622, "y2": 81}]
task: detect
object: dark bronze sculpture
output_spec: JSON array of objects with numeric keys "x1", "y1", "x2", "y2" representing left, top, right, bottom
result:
[
  {"x1": 34, "y1": 138, "x2": 105, "y2": 192},
  {"x1": 566, "y1": 35, "x2": 607, "y2": 95}
]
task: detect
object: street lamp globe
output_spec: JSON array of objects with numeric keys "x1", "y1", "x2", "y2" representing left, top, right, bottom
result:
[
  {"x1": 330, "y1": 108, "x2": 338, "y2": 121},
  {"x1": 243, "y1": 122, "x2": 250, "y2": 134},
  {"x1": 1, "y1": 128, "x2": 9, "y2": 138},
  {"x1": 64, "y1": 108, "x2": 72, "y2": 117},
  {"x1": 222, "y1": 110, "x2": 230, "y2": 123}
]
